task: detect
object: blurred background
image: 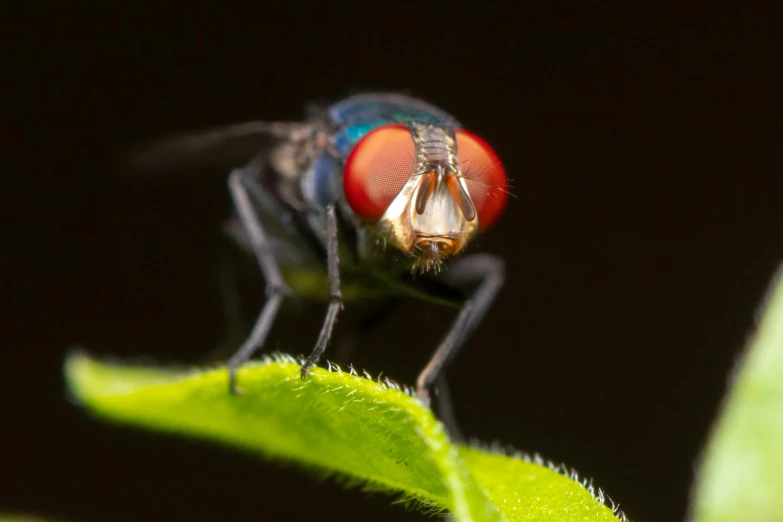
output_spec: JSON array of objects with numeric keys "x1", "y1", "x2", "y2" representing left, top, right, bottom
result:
[{"x1": 3, "y1": 4, "x2": 781, "y2": 522}]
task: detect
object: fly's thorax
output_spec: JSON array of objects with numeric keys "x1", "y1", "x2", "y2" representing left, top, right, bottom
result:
[{"x1": 373, "y1": 124, "x2": 478, "y2": 270}]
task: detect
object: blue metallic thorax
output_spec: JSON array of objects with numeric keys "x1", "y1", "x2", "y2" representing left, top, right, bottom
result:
[
  {"x1": 302, "y1": 93, "x2": 460, "y2": 207},
  {"x1": 328, "y1": 93, "x2": 460, "y2": 156}
]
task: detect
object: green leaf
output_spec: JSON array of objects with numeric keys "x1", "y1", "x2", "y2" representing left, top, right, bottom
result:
[
  {"x1": 65, "y1": 353, "x2": 625, "y2": 522},
  {"x1": 459, "y1": 447, "x2": 624, "y2": 522},
  {"x1": 690, "y1": 265, "x2": 783, "y2": 522}
]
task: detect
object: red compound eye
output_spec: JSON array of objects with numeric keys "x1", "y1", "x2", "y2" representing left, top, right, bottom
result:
[
  {"x1": 344, "y1": 124, "x2": 416, "y2": 222},
  {"x1": 455, "y1": 130, "x2": 507, "y2": 230}
]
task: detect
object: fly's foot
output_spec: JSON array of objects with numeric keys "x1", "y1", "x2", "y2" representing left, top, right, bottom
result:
[
  {"x1": 300, "y1": 362, "x2": 314, "y2": 380},
  {"x1": 415, "y1": 382, "x2": 431, "y2": 408},
  {"x1": 228, "y1": 367, "x2": 246, "y2": 395}
]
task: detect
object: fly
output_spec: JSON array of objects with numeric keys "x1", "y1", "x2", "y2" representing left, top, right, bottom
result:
[{"x1": 130, "y1": 93, "x2": 508, "y2": 436}]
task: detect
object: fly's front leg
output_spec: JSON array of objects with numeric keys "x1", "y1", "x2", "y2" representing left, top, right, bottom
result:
[
  {"x1": 301, "y1": 205, "x2": 343, "y2": 378},
  {"x1": 417, "y1": 254, "x2": 505, "y2": 435},
  {"x1": 226, "y1": 167, "x2": 291, "y2": 394}
]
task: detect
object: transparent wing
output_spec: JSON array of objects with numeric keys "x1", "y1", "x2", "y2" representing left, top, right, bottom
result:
[{"x1": 123, "y1": 121, "x2": 314, "y2": 179}]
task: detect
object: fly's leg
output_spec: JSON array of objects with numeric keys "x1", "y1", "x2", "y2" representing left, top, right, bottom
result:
[
  {"x1": 200, "y1": 238, "x2": 248, "y2": 363},
  {"x1": 226, "y1": 167, "x2": 291, "y2": 394},
  {"x1": 416, "y1": 254, "x2": 505, "y2": 436},
  {"x1": 433, "y1": 373, "x2": 464, "y2": 443},
  {"x1": 301, "y1": 205, "x2": 343, "y2": 378}
]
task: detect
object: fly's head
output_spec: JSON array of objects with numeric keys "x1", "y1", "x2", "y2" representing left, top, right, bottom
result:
[{"x1": 344, "y1": 123, "x2": 508, "y2": 272}]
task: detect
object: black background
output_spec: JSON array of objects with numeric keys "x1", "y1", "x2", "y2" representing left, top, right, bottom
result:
[{"x1": 4, "y1": 4, "x2": 782, "y2": 522}]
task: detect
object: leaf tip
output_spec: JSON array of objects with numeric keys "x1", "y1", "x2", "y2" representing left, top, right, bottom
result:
[{"x1": 63, "y1": 348, "x2": 93, "y2": 403}]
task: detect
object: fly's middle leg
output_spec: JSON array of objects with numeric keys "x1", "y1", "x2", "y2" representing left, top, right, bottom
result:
[
  {"x1": 416, "y1": 253, "x2": 505, "y2": 440},
  {"x1": 301, "y1": 205, "x2": 343, "y2": 378},
  {"x1": 226, "y1": 167, "x2": 291, "y2": 394}
]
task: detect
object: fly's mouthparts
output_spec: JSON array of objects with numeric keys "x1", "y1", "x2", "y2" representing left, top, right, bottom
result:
[
  {"x1": 415, "y1": 235, "x2": 457, "y2": 256},
  {"x1": 414, "y1": 240, "x2": 446, "y2": 272},
  {"x1": 415, "y1": 232, "x2": 459, "y2": 241}
]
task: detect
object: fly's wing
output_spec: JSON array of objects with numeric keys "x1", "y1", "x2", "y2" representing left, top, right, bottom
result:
[
  {"x1": 123, "y1": 121, "x2": 314, "y2": 179},
  {"x1": 123, "y1": 117, "x2": 329, "y2": 292}
]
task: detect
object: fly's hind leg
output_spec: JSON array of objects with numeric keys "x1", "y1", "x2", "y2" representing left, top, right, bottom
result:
[
  {"x1": 226, "y1": 166, "x2": 291, "y2": 394},
  {"x1": 432, "y1": 373, "x2": 464, "y2": 442},
  {"x1": 417, "y1": 254, "x2": 505, "y2": 439}
]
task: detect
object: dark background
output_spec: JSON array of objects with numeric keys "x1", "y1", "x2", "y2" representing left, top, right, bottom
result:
[{"x1": 4, "y1": 4, "x2": 781, "y2": 522}]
